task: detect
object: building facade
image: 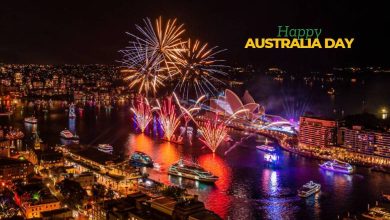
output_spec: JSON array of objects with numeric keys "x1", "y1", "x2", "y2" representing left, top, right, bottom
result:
[
  {"x1": 298, "y1": 116, "x2": 338, "y2": 149},
  {"x1": 0, "y1": 157, "x2": 34, "y2": 182},
  {"x1": 339, "y1": 126, "x2": 390, "y2": 157}
]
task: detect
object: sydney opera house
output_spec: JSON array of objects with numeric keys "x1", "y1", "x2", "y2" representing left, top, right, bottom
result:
[
  {"x1": 207, "y1": 89, "x2": 296, "y2": 133},
  {"x1": 210, "y1": 89, "x2": 265, "y2": 121}
]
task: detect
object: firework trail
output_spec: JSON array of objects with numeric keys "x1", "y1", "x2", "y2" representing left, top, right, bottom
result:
[
  {"x1": 196, "y1": 109, "x2": 248, "y2": 153},
  {"x1": 130, "y1": 97, "x2": 157, "y2": 132},
  {"x1": 156, "y1": 93, "x2": 204, "y2": 142}
]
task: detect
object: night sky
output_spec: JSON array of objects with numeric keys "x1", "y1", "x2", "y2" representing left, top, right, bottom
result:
[{"x1": 0, "y1": 0, "x2": 388, "y2": 71}]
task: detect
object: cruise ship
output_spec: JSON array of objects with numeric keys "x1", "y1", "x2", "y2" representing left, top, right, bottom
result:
[
  {"x1": 297, "y1": 181, "x2": 321, "y2": 197},
  {"x1": 129, "y1": 151, "x2": 154, "y2": 167},
  {"x1": 97, "y1": 144, "x2": 113, "y2": 154},
  {"x1": 362, "y1": 207, "x2": 390, "y2": 219},
  {"x1": 319, "y1": 159, "x2": 354, "y2": 174},
  {"x1": 24, "y1": 116, "x2": 38, "y2": 124},
  {"x1": 60, "y1": 129, "x2": 79, "y2": 140},
  {"x1": 168, "y1": 159, "x2": 219, "y2": 183},
  {"x1": 256, "y1": 145, "x2": 276, "y2": 153}
]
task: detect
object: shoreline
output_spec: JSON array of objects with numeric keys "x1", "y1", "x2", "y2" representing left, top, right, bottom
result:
[{"x1": 278, "y1": 141, "x2": 390, "y2": 170}]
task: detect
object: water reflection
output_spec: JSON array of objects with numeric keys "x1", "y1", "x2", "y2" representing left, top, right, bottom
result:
[
  {"x1": 68, "y1": 118, "x2": 76, "y2": 134},
  {"x1": 3, "y1": 101, "x2": 390, "y2": 219}
]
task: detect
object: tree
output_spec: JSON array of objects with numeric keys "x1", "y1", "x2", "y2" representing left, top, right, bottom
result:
[{"x1": 57, "y1": 179, "x2": 87, "y2": 209}]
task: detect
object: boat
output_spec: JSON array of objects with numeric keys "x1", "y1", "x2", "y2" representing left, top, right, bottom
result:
[
  {"x1": 370, "y1": 166, "x2": 390, "y2": 174},
  {"x1": 24, "y1": 116, "x2": 38, "y2": 124},
  {"x1": 382, "y1": 193, "x2": 390, "y2": 203},
  {"x1": 168, "y1": 159, "x2": 219, "y2": 183},
  {"x1": 264, "y1": 153, "x2": 279, "y2": 163},
  {"x1": 129, "y1": 151, "x2": 154, "y2": 168},
  {"x1": 319, "y1": 159, "x2": 354, "y2": 174},
  {"x1": 162, "y1": 135, "x2": 184, "y2": 145},
  {"x1": 256, "y1": 145, "x2": 276, "y2": 153},
  {"x1": 0, "y1": 111, "x2": 13, "y2": 116},
  {"x1": 327, "y1": 88, "x2": 335, "y2": 95},
  {"x1": 297, "y1": 181, "x2": 321, "y2": 197},
  {"x1": 60, "y1": 129, "x2": 79, "y2": 140},
  {"x1": 97, "y1": 144, "x2": 113, "y2": 154},
  {"x1": 362, "y1": 207, "x2": 390, "y2": 219}
]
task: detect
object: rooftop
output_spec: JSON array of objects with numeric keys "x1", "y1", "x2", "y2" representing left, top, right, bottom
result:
[
  {"x1": 0, "y1": 157, "x2": 32, "y2": 167},
  {"x1": 71, "y1": 147, "x2": 119, "y2": 165},
  {"x1": 40, "y1": 208, "x2": 72, "y2": 217},
  {"x1": 34, "y1": 150, "x2": 63, "y2": 162},
  {"x1": 15, "y1": 183, "x2": 59, "y2": 205}
]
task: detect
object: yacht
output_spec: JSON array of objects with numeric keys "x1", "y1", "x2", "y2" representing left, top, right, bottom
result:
[
  {"x1": 297, "y1": 181, "x2": 321, "y2": 197},
  {"x1": 60, "y1": 129, "x2": 79, "y2": 140},
  {"x1": 168, "y1": 159, "x2": 219, "y2": 183},
  {"x1": 129, "y1": 151, "x2": 154, "y2": 167},
  {"x1": 97, "y1": 144, "x2": 113, "y2": 154},
  {"x1": 24, "y1": 116, "x2": 38, "y2": 124},
  {"x1": 319, "y1": 159, "x2": 354, "y2": 174},
  {"x1": 256, "y1": 145, "x2": 276, "y2": 153}
]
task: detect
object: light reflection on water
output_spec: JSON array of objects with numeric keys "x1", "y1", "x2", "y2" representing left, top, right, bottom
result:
[{"x1": 3, "y1": 102, "x2": 390, "y2": 219}]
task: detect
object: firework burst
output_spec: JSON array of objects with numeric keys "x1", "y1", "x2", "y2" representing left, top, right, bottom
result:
[
  {"x1": 121, "y1": 46, "x2": 165, "y2": 95},
  {"x1": 172, "y1": 39, "x2": 227, "y2": 99},
  {"x1": 119, "y1": 17, "x2": 186, "y2": 95},
  {"x1": 130, "y1": 17, "x2": 185, "y2": 66},
  {"x1": 130, "y1": 97, "x2": 157, "y2": 132}
]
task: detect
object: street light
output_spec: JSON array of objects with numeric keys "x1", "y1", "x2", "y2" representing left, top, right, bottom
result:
[{"x1": 381, "y1": 107, "x2": 388, "y2": 120}]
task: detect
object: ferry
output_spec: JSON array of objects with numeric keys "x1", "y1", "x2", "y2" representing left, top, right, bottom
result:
[
  {"x1": 256, "y1": 145, "x2": 276, "y2": 153},
  {"x1": 168, "y1": 159, "x2": 219, "y2": 183},
  {"x1": 297, "y1": 181, "x2": 321, "y2": 198},
  {"x1": 24, "y1": 116, "x2": 38, "y2": 124},
  {"x1": 60, "y1": 129, "x2": 79, "y2": 140},
  {"x1": 129, "y1": 151, "x2": 154, "y2": 168},
  {"x1": 97, "y1": 144, "x2": 113, "y2": 154},
  {"x1": 319, "y1": 159, "x2": 354, "y2": 174}
]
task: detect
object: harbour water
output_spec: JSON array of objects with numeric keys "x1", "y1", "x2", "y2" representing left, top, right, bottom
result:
[{"x1": 2, "y1": 102, "x2": 390, "y2": 220}]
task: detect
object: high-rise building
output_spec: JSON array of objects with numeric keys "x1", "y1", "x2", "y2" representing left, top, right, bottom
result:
[
  {"x1": 339, "y1": 126, "x2": 390, "y2": 157},
  {"x1": 298, "y1": 116, "x2": 338, "y2": 149}
]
